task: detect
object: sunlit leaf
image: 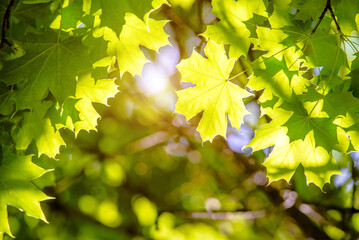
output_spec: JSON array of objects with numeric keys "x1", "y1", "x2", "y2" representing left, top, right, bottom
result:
[
  {"x1": 175, "y1": 40, "x2": 251, "y2": 141},
  {"x1": 0, "y1": 147, "x2": 51, "y2": 238}
]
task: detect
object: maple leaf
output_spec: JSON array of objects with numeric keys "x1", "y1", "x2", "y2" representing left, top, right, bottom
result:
[
  {"x1": 247, "y1": 89, "x2": 351, "y2": 187},
  {"x1": 73, "y1": 71, "x2": 118, "y2": 135},
  {"x1": 348, "y1": 123, "x2": 359, "y2": 151},
  {"x1": 13, "y1": 101, "x2": 65, "y2": 158},
  {"x1": 243, "y1": 13, "x2": 271, "y2": 38},
  {"x1": 263, "y1": 132, "x2": 341, "y2": 188},
  {"x1": 279, "y1": 96, "x2": 348, "y2": 153},
  {"x1": 291, "y1": 0, "x2": 326, "y2": 21},
  {"x1": 203, "y1": 0, "x2": 267, "y2": 58},
  {"x1": 0, "y1": 33, "x2": 91, "y2": 111},
  {"x1": 100, "y1": 0, "x2": 168, "y2": 35},
  {"x1": 304, "y1": 32, "x2": 347, "y2": 80},
  {"x1": 46, "y1": 98, "x2": 81, "y2": 131},
  {"x1": 247, "y1": 57, "x2": 295, "y2": 102},
  {"x1": 0, "y1": 147, "x2": 52, "y2": 238},
  {"x1": 175, "y1": 40, "x2": 251, "y2": 142},
  {"x1": 58, "y1": 0, "x2": 84, "y2": 30},
  {"x1": 333, "y1": 0, "x2": 359, "y2": 35},
  {"x1": 246, "y1": 108, "x2": 342, "y2": 187},
  {"x1": 105, "y1": 13, "x2": 169, "y2": 77},
  {"x1": 300, "y1": 87, "x2": 359, "y2": 118}
]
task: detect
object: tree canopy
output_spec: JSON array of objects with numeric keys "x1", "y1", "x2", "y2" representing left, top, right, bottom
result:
[{"x1": 1, "y1": 0, "x2": 359, "y2": 239}]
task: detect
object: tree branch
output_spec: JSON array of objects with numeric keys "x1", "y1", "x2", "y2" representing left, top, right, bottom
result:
[
  {"x1": 0, "y1": 0, "x2": 15, "y2": 50},
  {"x1": 311, "y1": 0, "x2": 342, "y2": 35}
]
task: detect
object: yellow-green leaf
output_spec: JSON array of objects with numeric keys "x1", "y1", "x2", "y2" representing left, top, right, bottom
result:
[
  {"x1": 74, "y1": 72, "x2": 118, "y2": 135},
  {"x1": 105, "y1": 13, "x2": 169, "y2": 76},
  {"x1": 13, "y1": 102, "x2": 65, "y2": 158},
  {"x1": 175, "y1": 40, "x2": 251, "y2": 142},
  {"x1": 0, "y1": 147, "x2": 52, "y2": 238}
]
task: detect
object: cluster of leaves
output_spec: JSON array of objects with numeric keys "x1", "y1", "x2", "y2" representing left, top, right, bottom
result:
[
  {"x1": 2, "y1": 0, "x2": 359, "y2": 238},
  {"x1": 0, "y1": 0, "x2": 169, "y2": 238},
  {"x1": 175, "y1": 0, "x2": 359, "y2": 189}
]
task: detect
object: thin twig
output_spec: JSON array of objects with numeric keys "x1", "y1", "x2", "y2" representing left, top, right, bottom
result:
[
  {"x1": 0, "y1": 0, "x2": 15, "y2": 50},
  {"x1": 311, "y1": 0, "x2": 342, "y2": 35},
  {"x1": 352, "y1": 156, "x2": 357, "y2": 211},
  {"x1": 311, "y1": 0, "x2": 330, "y2": 35},
  {"x1": 327, "y1": 1, "x2": 342, "y2": 33}
]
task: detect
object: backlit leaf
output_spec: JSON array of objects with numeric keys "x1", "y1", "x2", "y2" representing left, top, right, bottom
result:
[
  {"x1": 0, "y1": 147, "x2": 51, "y2": 238},
  {"x1": 175, "y1": 40, "x2": 251, "y2": 141}
]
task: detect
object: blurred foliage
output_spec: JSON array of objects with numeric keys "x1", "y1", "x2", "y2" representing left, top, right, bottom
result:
[{"x1": 2, "y1": 0, "x2": 359, "y2": 239}]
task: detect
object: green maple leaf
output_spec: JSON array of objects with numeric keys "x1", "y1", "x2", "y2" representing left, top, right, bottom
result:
[
  {"x1": 46, "y1": 98, "x2": 81, "y2": 130},
  {"x1": 300, "y1": 87, "x2": 359, "y2": 118},
  {"x1": 243, "y1": 13, "x2": 271, "y2": 38},
  {"x1": 73, "y1": 72, "x2": 118, "y2": 135},
  {"x1": 263, "y1": 132, "x2": 340, "y2": 188},
  {"x1": 280, "y1": 20, "x2": 312, "y2": 46},
  {"x1": 291, "y1": 0, "x2": 326, "y2": 21},
  {"x1": 246, "y1": 112, "x2": 289, "y2": 152},
  {"x1": 348, "y1": 123, "x2": 359, "y2": 151},
  {"x1": 247, "y1": 57, "x2": 296, "y2": 102},
  {"x1": 59, "y1": 0, "x2": 84, "y2": 30},
  {"x1": 280, "y1": 97, "x2": 342, "y2": 152},
  {"x1": 0, "y1": 33, "x2": 91, "y2": 111},
  {"x1": 246, "y1": 106, "x2": 341, "y2": 187},
  {"x1": 13, "y1": 101, "x2": 65, "y2": 158},
  {"x1": 0, "y1": 147, "x2": 51, "y2": 238},
  {"x1": 8, "y1": 0, "x2": 52, "y2": 30},
  {"x1": 305, "y1": 32, "x2": 347, "y2": 76},
  {"x1": 105, "y1": 13, "x2": 169, "y2": 77},
  {"x1": 100, "y1": 0, "x2": 167, "y2": 35},
  {"x1": 333, "y1": 0, "x2": 359, "y2": 35},
  {"x1": 349, "y1": 54, "x2": 359, "y2": 98},
  {"x1": 175, "y1": 40, "x2": 251, "y2": 142},
  {"x1": 203, "y1": 0, "x2": 267, "y2": 58}
]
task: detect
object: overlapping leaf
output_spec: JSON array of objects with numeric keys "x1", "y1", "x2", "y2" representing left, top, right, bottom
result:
[
  {"x1": 262, "y1": 132, "x2": 341, "y2": 188},
  {"x1": 333, "y1": 0, "x2": 359, "y2": 35},
  {"x1": 247, "y1": 57, "x2": 294, "y2": 102},
  {"x1": 291, "y1": 0, "x2": 326, "y2": 21},
  {"x1": 99, "y1": 0, "x2": 168, "y2": 35},
  {"x1": 203, "y1": 0, "x2": 268, "y2": 58},
  {"x1": 74, "y1": 71, "x2": 118, "y2": 135},
  {"x1": 175, "y1": 40, "x2": 251, "y2": 141},
  {"x1": 105, "y1": 13, "x2": 169, "y2": 77},
  {"x1": 0, "y1": 33, "x2": 91, "y2": 111},
  {"x1": 13, "y1": 101, "x2": 65, "y2": 158},
  {"x1": 246, "y1": 98, "x2": 343, "y2": 187}
]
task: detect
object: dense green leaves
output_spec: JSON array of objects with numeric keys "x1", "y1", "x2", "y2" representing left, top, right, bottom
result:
[
  {"x1": 2, "y1": 0, "x2": 359, "y2": 238},
  {"x1": 0, "y1": 0, "x2": 169, "y2": 238},
  {"x1": 175, "y1": 0, "x2": 359, "y2": 187},
  {"x1": 0, "y1": 34, "x2": 91, "y2": 110}
]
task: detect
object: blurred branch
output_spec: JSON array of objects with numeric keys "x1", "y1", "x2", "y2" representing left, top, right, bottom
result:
[
  {"x1": 285, "y1": 206, "x2": 331, "y2": 240},
  {"x1": 172, "y1": 210, "x2": 266, "y2": 220},
  {"x1": 352, "y1": 158, "x2": 357, "y2": 210},
  {"x1": 47, "y1": 196, "x2": 137, "y2": 237}
]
